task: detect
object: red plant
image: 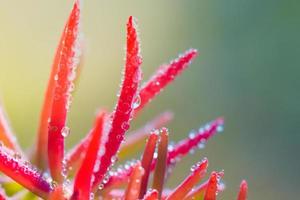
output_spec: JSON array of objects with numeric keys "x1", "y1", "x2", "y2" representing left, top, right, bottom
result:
[{"x1": 0, "y1": 0, "x2": 248, "y2": 199}]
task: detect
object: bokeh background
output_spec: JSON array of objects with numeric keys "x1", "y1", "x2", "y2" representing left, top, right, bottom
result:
[{"x1": 0, "y1": 0, "x2": 299, "y2": 199}]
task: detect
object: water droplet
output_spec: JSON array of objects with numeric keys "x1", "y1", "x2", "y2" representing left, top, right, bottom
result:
[
  {"x1": 90, "y1": 193, "x2": 95, "y2": 200},
  {"x1": 197, "y1": 138, "x2": 206, "y2": 149},
  {"x1": 190, "y1": 164, "x2": 196, "y2": 172},
  {"x1": 189, "y1": 131, "x2": 196, "y2": 139},
  {"x1": 61, "y1": 126, "x2": 70, "y2": 137},
  {"x1": 54, "y1": 74, "x2": 59, "y2": 81},
  {"x1": 217, "y1": 124, "x2": 224, "y2": 132},
  {"x1": 111, "y1": 156, "x2": 117, "y2": 163},
  {"x1": 189, "y1": 148, "x2": 195, "y2": 154},
  {"x1": 98, "y1": 184, "x2": 104, "y2": 190},
  {"x1": 132, "y1": 95, "x2": 141, "y2": 109},
  {"x1": 121, "y1": 122, "x2": 130, "y2": 130}
]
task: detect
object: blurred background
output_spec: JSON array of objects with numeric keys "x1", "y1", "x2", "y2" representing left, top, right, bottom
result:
[{"x1": 0, "y1": 0, "x2": 299, "y2": 199}]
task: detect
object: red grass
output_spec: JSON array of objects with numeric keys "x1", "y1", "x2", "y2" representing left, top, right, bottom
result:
[
  {"x1": 152, "y1": 128, "x2": 169, "y2": 199},
  {"x1": 204, "y1": 172, "x2": 219, "y2": 200},
  {"x1": 133, "y1": 49, "x2": 198, "y2": 115},
  {"x1": 124, "y1": 162, "x2": 144, "y2": 200},
  {"x1": 237, "y1": 180, "x2": 248, "y2": 200},
  {"x1": 71, "y1": 111, "x2": 106, "y2": 200},
  {"x1": 47, "y1": 0, "x2": 81, "y2": 183},
  {"x1": 167, "y1": 118, "x2": 224, "y2": 166},
  {"x1": 0, "y1": 146, "x2": 51, "y2": 198},
  {"x1": 139, "y1": 131, "x2": 159, "y2": 198},
  {"x1": 0, "y1": 1, "x2": 248, "y2": 199},
  {"x1": 166, "y1": 158, "x2": 208, "y2": 200},
  {"x1": 92, "y1": 16, "x2": 142, "y2": 190},
  {"x1": 34, "y1": 1, "x2": 82, "y2": 171}
]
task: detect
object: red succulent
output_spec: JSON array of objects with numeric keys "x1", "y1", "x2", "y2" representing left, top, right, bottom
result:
[{"x1": 0, "y1": 0, "x2": 248, "y2": 199}]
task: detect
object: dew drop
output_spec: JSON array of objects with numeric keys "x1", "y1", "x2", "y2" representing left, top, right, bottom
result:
[
  {"x1": 121, "y1": 122, "x2": 130, "y2": 130},
  {"x1": 132, "y1": 95, "x2": 141, "y2": 109},
  {"x1": 197, "y1": 138, "x2": 206, "y2": 149},
  {"x1": 217, "y1": 124, "x2": 224, "y2": 133},
  {"x1": 189, "y1": 148, "x2": 195, "y2": 154},
  {"x1": 61, "y1": 126, "x2": 70, "y2": 137},
  {"x1": 90, "y1": 193, "x2": 95, "y2": 200},
  {"x1": 189, "y1": 131, "x2": 196, "y2": 139},
  {"x1": 111, "y1": 156, "x2": 117, "y2": 164},
  {"x1": 98, "y1": 184, "x2": 104, "y2": 190},
  {"x1": 190, "y1": 165, "x2": 196, "y2": 172}
]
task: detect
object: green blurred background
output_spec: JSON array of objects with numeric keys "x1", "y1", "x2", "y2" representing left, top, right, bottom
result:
[{"x1": 0, "y1": 0, "x2": 299, "y2": 199}]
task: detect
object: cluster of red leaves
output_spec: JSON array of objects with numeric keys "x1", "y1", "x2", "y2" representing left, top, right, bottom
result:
[{"x1": 0, "y1": 0, "x2": 248, "y2": 199}]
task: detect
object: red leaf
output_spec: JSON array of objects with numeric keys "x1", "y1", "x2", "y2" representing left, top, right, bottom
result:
[
  {"x1": 124, "y1": 161, "x2": 144, "y2": 200},
  {"x1": 152, "y1": 128, "x2": 169, "y2": 199},
  {"x1": 167, "y1": 118, "x2": 223, "y2": 165},
  {"x1": 34, "y1": 1, "x2": 82, "y2": 170},
  {"x1": 0, "y1": 146, "x2": 51, "y2": 199},
  {"x1": 183, "y1": 172, "x2": 224, "y2": 200},
  {"x1": 0, "y1": 105, "x2": 23, "y2": 154},
  {"x1": 204, "y1": 172, "x2": 219, "y2": 200},
  {"x1": 71, "y1": 111, "x2": 106, "y2": 200},
  {"x1": 184, "y1": 180, "x2": 208, "y2": 200},
  {"x1": 47, "y1": 0, "x2": 82, "y2": 183},
  {"x1": 133, "y1": 49, "x2": 198, "y2": 115},
  {"x1": 92, "y1": 16, "x2": 142, "y2": 190},
  {"x1": 237, "y1": 180, "x2": 248, "y2": 200},
  {"x1": 166, "y1": 158, "x2": 208, "y2": 200},
  {"x1": 139, "y1": 131, "x2": 159, "y2": 198}
]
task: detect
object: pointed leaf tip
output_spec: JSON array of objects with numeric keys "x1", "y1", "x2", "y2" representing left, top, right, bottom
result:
[
  {"x1": 134, "y1": 48, "x2": 198, "y2": 115},
  {"x1": 237, "y1": 180, "x2": 248, "y2": 200},
  {"x1": 204, "y1": 172, "x2": 220, "y2": 200},
  {"x1": 125, "y1": 162, "x2": 144, "y2": 200},
  {"x1": 92, "y1": 16, "x2": 142, "y2": 190},
  {"x1": 152, "y1": 128, "x2": 168, "y2": 199},
  {"x1": 47, "y1": 0, "x2": 82, "y2": 183},
  {"x1": 166, "y1": 158, "x2": 208, "y2": 200},
  {"x1": 167, "y1": 118, "x2": 223, "y2": 166},
  {"x1": 35, "y1": 0, "x2": 83, "y2": 170},
  {"x1": 139, "y1": 131, "x2": 159, "y2": 198}
]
